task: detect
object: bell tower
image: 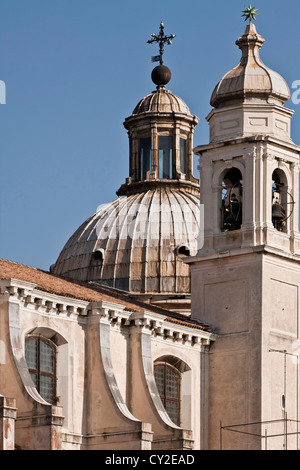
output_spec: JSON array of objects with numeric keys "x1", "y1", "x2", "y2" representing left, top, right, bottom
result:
[
  {"x1": 195, "y1": 21, "x2": 300, "y2": 256},
  {"x1": 187, "y1": 15, "x2": 300, "y2": 450}
]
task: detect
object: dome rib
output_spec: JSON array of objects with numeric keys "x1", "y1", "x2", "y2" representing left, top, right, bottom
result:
[
  {"x1": 127, "y1": 190, "x2": 151, "y2": 292},
  {"x1": 173, "y1": 189, "x2": 200, "y2": 256},
  {"x1": 53, "y1": 187, "x2": 200, "y2": 295},
  {"x1": 111, "y1": 193, "x2": 141, "y2": 289},
  {"x1": 143, "y1": 188, "x2": 160, "y2": 293},
  {"x1": 132, "y1": 87, "x2": 190, "y2": 115},
  {"x1": 164, "y1": 188, "x2": 179, "y2": 291},
  {"x1": 94, "y1": 198, "x2": 123, "y2": 285}
]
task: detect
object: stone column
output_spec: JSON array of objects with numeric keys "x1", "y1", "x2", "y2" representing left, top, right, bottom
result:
[
  {"x1": 290, "y1": 162, "x2": 299, "y2": 234},
  {"x1": 262, "y1": 151, "x2": 274, "y2": 229},
  {"x1": 242, "y1": 151, "x2": 256, "y2": 227},
  {"x1": 241, "y1": 151, "x2": 256, "y2": 246},
  {"x1": 0, "y1": 396, "x2": 17, "y2": 450},
  {"x1": 199, "y1": 160, "x2": 214, "y2": 236},
  {"x1": 186, "y1": 131, "x2": 193, "y2": 180}
]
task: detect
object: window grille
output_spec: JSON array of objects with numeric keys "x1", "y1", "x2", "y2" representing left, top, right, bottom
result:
[
  {"x1": 25, "y1": 336, "x2": 56, "y2": 404},
  {"x1": 154, "y1": 362, "x2": 181, "y2": 426}
]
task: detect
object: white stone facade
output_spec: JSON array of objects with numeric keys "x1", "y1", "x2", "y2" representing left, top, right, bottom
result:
[{"x1": 0, "y1": 269, "x2": 213, "y2": 450}]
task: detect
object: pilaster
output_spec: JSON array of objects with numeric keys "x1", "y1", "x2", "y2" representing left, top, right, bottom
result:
[
  {"x1": 0, "y1": 396, "x2": 17, "y2": 450},
  {"x1": 84, "y1": 302, "x2": 153, "y2": 450}
]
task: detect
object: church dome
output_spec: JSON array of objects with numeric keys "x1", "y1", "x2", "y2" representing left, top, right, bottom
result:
[
  {"x1": 52, "y1": 187, "x2": 200, "y2": 294},
  {"x1": 210, "y1": 23, "x2": 290, "y2": 108},
  {"x1": 132, "y1": 86, "x2": 191, "y2": 115},
  {"x1": 53, "y1": 22, "x2": 200, "y2": 310}
]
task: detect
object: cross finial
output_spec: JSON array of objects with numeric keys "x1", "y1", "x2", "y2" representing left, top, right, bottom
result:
[
  {"x1": 147, "y1": 21, "x2": 176, "y2": 65},
  {"x1": 241, "y1": 5, "x2": 259, "y2": 23}
]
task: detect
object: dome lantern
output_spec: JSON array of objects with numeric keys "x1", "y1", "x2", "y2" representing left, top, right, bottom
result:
[{"x1": 118, "y1": 22, "x2": 199, "y2": 197}]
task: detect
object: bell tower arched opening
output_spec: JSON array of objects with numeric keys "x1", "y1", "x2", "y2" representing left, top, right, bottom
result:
[
  {"x1": 271, "y1": 169, "x2": 293, "y2": 233},
  {"x1": 221, "y1": 168, "x2": 243, "y2": 232}
]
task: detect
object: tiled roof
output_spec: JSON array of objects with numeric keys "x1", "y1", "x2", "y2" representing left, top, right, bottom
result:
[{"x1": 0, "y1": 259, "x2": 208, "y2": 331}]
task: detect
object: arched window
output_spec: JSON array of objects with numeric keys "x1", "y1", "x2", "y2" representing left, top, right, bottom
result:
[
  {"x1": 154, "y1": 362, "x2": 181, "y2": 426},
  {"x1": 271, "y1": 169, "x2": 294, "y2": 232},
  {"x1": 177, "y1": 245, "x2": 190, "y2": 257},
  {"x1": 92, "y1": 249, "x2": 104, "y2": 263},
  {"x1": 25, "y1": 336, "x2": 56, "y2": 405},
  {"x1": 88, "y1": 249, "x2": 104, "y2": 281},
  {"x1": 221, "y1": 168, "x2": 243, "y2": 231}
]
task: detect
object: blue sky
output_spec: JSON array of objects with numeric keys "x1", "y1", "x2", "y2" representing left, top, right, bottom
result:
[{"x1": 1, "y1": 0, "x2": 300, "y2": 271}]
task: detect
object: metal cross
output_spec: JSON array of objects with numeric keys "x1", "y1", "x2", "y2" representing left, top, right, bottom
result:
[{"x1": 147, "y1": 21, "x2": 176, "y2": 65}]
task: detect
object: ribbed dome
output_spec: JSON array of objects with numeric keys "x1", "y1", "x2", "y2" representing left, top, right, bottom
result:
[
  {"x1": 133, "y1": 86, "x2": 190, "y2": 115},
  {"x1": 52, "y1": 187, "x2": 200, "y2": 294},
  {"x1": 211, "y1": 23, "x2": 290, "y2": 108}
]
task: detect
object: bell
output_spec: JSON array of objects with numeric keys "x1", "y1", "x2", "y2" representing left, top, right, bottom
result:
[
  {"x1": 272, "y1": 202, "x2": 286, "y2": 230},
  {"x1": 272, "y1": 202, "x2": 284, "y2": 221},
  {"x1": 223, "y1": 211, "x2": 238, "y2": 231}
]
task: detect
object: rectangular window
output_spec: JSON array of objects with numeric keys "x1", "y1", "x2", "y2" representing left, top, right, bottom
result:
[
  {"x1": 159, "y1": 136, "x2": 173, "y2": 179},
  {"x1": 139, "y1": 137, "x2": 151, "y2": 180},
  {"x1": 180, "y1": 138, "x2": 186, "y2": 174}
]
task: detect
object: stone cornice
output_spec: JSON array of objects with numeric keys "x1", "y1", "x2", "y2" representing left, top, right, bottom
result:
[
  {"x1": 194, "y1": 134, "x2": 300, "y2": 156},
  {"x1": 206, "y1": 102, "x2": 295, "y2": 122},
  {"x1": 186, "y1": 242, "x2": 300, "y2": 266},
  {"x1": 0, "y1": 278, "x2": 90, "y2": 319},
  {"x1": 116, "y1": 179, "x2": 200, "y2": 197},
  {"x1": 90, "y1": 304, "x2": 214, "y2": 346},
  {"x1": 0, "y1": 279, "x2": 214, "y2": 345},
  {"x1": 124, "y1": 111, "x2": 199, "y2": 129}
]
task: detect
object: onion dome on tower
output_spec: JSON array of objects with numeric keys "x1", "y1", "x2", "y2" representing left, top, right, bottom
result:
[
  {"x1": 210, "y1": 22, "x2": 290, "y2": 109},
  {"x1": 205, "y1": 16, "x2": 292, "y2": 145},
  {"x1": 52, "y1": 22, "x2": 200, "y2": 314}
]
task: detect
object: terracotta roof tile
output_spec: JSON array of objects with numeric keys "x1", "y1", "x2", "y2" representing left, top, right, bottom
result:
[{"x1": 0, "y1": 259, "x2": 208, "y2": 331}]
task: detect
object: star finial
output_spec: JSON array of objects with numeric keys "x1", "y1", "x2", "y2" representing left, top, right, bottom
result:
[
  {"x1": 241, "y1": 5, "x2": 259, "y2": 23},
  {"x1": 147, "y1": 21, "x2": 176, "y2": 65}
]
